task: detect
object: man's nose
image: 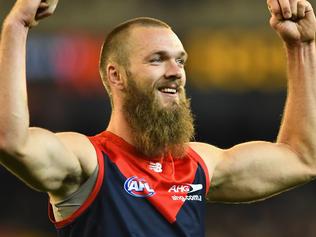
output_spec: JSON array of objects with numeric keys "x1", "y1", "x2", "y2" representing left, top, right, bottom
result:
[{"x1": 164, "y1": 61, "x2": 183, "y2": 80}]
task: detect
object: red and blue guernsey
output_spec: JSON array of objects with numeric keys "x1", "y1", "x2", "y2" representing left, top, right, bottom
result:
[{"x1": 49, "y1": 131, "x2": 210, "y2": 237}]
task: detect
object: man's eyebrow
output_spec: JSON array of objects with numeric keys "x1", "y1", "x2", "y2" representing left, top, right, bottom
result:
[
  {"x1": 180, "y1": 51, "x2": 188, "y2": 60},
  {"x1": 146, "y1": 50, "x2": 188, "y2": 59}
]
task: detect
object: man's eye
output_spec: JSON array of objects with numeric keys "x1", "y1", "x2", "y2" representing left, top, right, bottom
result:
[
  {"x1": 176, "y1": 58, "x2": 185, "y2": 65},
  {"x1": 150, "y1": 57, "x2": 162, "y2": 63}
]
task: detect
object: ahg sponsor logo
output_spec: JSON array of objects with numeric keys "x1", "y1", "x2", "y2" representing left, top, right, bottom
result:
[
  {"x1": 168, "y1": 184, "x2": 203, "y2": 193},
  {"x1": 124, "y1": 176, "x2": 155, "y2": 198},
  {"x1": 168, "y1": 183, "x2": 203, "y2": 202}
]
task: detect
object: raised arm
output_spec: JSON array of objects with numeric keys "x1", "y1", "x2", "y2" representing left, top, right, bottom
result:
[
  {"x1": 0, "y1": 0, "x2": 96, "y2": 201},
  {"x1": 191, "y1": 0, "x2": 316, "y2": 203}
]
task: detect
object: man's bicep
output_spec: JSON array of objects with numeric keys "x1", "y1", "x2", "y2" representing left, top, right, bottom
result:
[
  {"x1": 198, "y1": 141, "x2": 314, "y2": 203},
  {"x1": 0, "y1": 127, "x2": 85, "y2": 194}
]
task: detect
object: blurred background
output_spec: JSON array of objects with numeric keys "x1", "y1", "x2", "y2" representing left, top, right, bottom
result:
[{"x1": 1, "y1": 0, "x2": 316, "y2": 236}]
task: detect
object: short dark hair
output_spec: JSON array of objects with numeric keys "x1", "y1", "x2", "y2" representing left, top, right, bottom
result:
[{"x1": 99, "y1": 17, "x2": 171, "y2": 100}]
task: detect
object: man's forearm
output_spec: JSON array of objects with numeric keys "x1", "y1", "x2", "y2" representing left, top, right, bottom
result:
[
  {"x1": 0, "y1": 19, "x2": 29, "y2": 153},
  {"x1": 277, "y1": 42, "x2": 316, "y2": 166}
]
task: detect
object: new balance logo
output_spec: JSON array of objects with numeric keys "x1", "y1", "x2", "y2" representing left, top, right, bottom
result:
[{"x1": 149, "y1": 162, "x2": 162, "y2": 173}]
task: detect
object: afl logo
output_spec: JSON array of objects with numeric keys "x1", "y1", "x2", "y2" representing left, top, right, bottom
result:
[{"x1": 124, "y1": 176, "x2": 155, "y2": 198}]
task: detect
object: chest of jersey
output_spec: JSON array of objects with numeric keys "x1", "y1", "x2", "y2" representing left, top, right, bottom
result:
[{"x1": 53, "y1": 131, "x2": 209, "y2": 237}]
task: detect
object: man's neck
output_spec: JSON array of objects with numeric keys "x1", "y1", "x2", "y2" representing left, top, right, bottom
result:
[{"x1": 106, "y1": 108, "x2": 135, "y2": 146}]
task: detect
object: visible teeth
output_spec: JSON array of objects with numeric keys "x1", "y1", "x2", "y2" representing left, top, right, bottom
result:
[{"x1": 161, "y1": 88, "x2": 177, "y2": 94}]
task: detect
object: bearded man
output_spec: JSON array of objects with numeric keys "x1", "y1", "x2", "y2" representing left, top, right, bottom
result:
[{"x1": 1, "y1": 0, "x2": 316, "y2": 236}]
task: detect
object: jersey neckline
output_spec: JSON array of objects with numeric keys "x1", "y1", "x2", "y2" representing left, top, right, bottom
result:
[{"x1": 99, "y1": 130, "x2": 166, "y2": 162}]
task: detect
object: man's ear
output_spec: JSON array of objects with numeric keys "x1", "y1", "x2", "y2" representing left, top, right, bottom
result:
[{"x1": 107, "y1": 63, "x2": 125, "y2": 90}]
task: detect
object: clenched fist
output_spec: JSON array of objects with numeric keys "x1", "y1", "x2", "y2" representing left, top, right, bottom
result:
[
  {"x1": 268, "y1": 0, "x2": 316, "y2": 45},
  {"x1": 5, "y1": 0, "x2": 58, "y2": 28}
]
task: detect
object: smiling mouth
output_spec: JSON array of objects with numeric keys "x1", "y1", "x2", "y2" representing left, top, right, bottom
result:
[{"x1": 158, "y1": 87, "x2": 178, "y2": 95}]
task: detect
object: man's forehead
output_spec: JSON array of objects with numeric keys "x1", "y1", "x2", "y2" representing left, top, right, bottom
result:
[{"x1": 127, "y1": 26, "x2": 185, "y2": 54}]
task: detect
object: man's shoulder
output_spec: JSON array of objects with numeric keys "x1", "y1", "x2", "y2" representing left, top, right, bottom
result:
[
  {"x1": 56, "y1": 131, "x2": 94, "y2": 152},
  {"x1": 188, "y1": 142, "x2": 224, "y2": 177},
  {"x1": 189, "y1": 142, "x2": 223, "y2": 158},
  {"x1": 56, "y1": 131, "x2": 98, "y2": 176}
]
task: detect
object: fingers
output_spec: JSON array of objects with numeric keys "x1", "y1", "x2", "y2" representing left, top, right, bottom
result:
[
  {"x1": 296, "y1": 1, "x2": 313, "y2": 19},
  {"x1": 279, "y1": 0, "x2": 292, "y2": 18},
  {"x1": 268, "y1": 0, "x2": 312, "y2": 20},
  {"x1": 39, "y1": 2, "x2": 49, "y2": 9},
  {"x1": 35, "y1": 12, "x2": 52, "y2": 21},
  {"x1": 35, "y1": 2, "x2": 51, "y2": 20},
  {"x1": 29, "y1": 0, "x2": 58, "y2": 27},
  {"x1": 290, "y1": 0, "x2": 298, "y2": 19},
  {"x1": 297, "y1": 1, "x2": 307, "y2": 18},
  {"x1": 267, "y1": 0, "x2": 283, "y2": 20}
]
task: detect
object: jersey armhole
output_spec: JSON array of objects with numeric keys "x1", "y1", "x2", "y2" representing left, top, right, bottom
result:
[
  {"x1": 48, "y1": 136, "x2": 105, "y2": 229},
  {"x1": 187, "y1": 147, "x2": 211, "y2": 196}
]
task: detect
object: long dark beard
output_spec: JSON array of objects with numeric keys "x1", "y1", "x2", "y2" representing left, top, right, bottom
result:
[{"x1": 123, "y1": 78, "x2": 195, "y2": 158}]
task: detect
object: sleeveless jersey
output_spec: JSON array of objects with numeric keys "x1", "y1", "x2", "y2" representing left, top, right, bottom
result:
[{"x1": 49, "y1": 131, "x2": 210, "y2": 237}]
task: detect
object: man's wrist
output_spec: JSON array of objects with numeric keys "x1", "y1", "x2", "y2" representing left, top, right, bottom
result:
[
  {"x1": 285, "y1": 39, "x2": 316, "y2": 78},
  {"x1": 2, "y1": 15, "x2": 29, "y2": 35},
  {"x1": 285, "y1": 40, "x2": 316, "y2": 61},
  {"x1": 285, "y1": 40, "x2": 316, "y2": 51}
]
